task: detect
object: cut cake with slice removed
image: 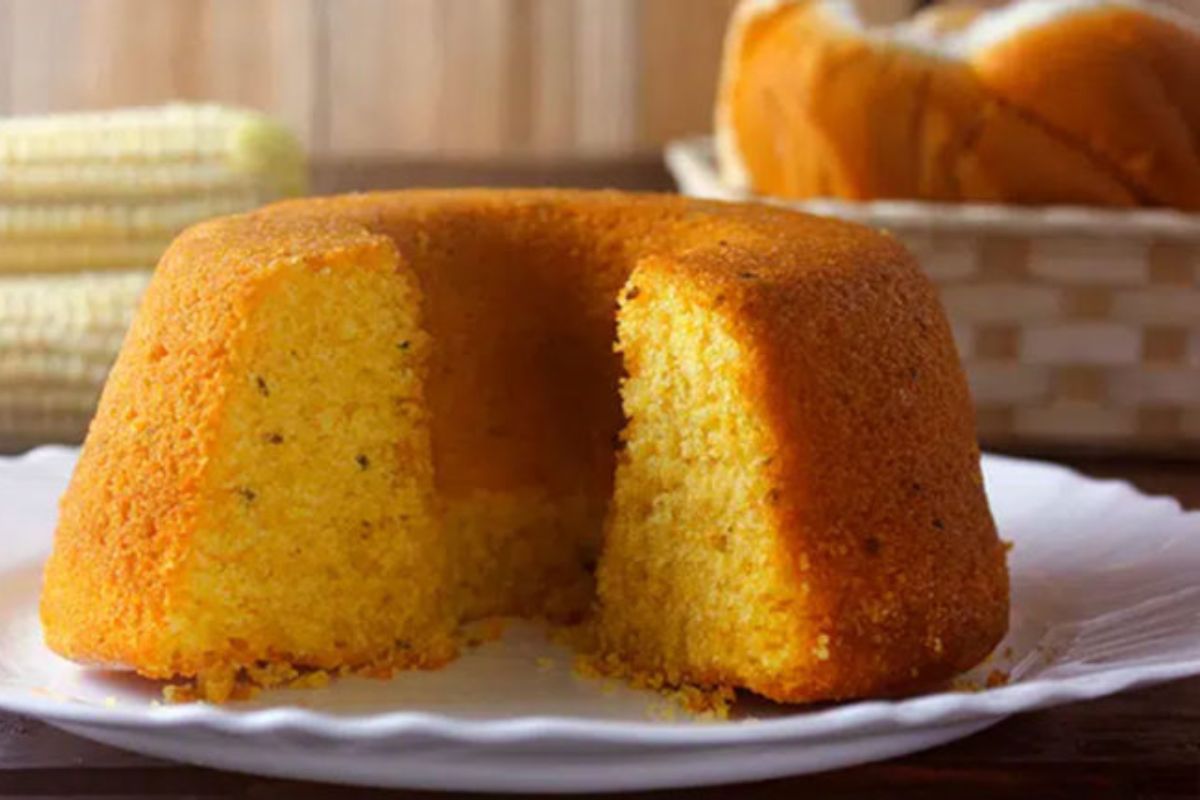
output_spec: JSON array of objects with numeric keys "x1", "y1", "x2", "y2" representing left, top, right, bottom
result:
[{"x1": 40, "y1": 190, "x2": 1009, "y2": 703}]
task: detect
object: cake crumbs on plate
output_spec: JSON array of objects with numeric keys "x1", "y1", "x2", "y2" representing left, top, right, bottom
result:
[
  {"x1": 461, "y1": 617, "x2": 508, "y2": 648},
  {"x1": 985, "y1": 669, "x2": 1010, "y2": 688},
  {"x1": 949, "y1": 675, "x2": 983, "y2": 693},
  {"x1": 573, "y1": 650, "x2": 735, "y2": 721},
  {"x1": 288, "y1": 670, "x2": 332, "y2": 691},
  {"x1": 161, "y1": 664, "x2": 337, "y2": 703},
  {"x1": 950, "y1": 665, "x2": 1013, "y2": 693},
  {"x1": 653, "y1": 684, "x2": 735, "y2": 720},
  {"x1": 162, "y1": 683, "x2": 199, "y2": 704}
]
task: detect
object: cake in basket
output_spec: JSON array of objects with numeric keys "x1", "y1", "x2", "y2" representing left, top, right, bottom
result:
[{"x1": 717, "y1": 0, "x2": 1200, "y2": 207}]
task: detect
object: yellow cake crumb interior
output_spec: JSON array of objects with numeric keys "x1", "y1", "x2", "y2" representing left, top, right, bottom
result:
[
  {"x1": 596, "y1": 263, "x2": 809, "y2": 691},
  {"x1": 178, "y1": 248, "x2": 455, "y2": 695}
]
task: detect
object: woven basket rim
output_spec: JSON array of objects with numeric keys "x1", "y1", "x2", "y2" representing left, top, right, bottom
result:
[{"x1": 666, "y1": 136, "x2": 1200, "y2": 240}]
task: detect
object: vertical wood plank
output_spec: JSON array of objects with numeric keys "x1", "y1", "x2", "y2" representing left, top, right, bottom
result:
[
  {"x1": 7, "y1": 0, "x2": 318, "y2": 145},
  {"x1": 436, "y1": 0, "x2": 512, "y2": 154},
  {"x1": 574, "y1": 0, "x2": 638, "y2": 154},
  {"x1": 0, "y1": 1, "x2": 12, "y2": 115},
  {"x1": 325, "y1": 0, "x2": 441, "y2": 155},
  {"x1": 8, "y1": 0, "x2": 84, "y2": 115},
  {"x1": 637, "y1": 0, "x2": 739, "y2": 147},
  {"x1": 528, "y1": 0, "x2": 578, "y2": 154},
  {"x1": 206, "y1": 0, "x2": 319, "y2": 146},
  {"x1": 503, "y1": 0, "x2": 534, "y2": 149}
]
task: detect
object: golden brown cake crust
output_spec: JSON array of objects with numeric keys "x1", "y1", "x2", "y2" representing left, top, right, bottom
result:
[
  {"x1": 717, "y1": 0, "x2": 1198, "y2": 207},
  {"x1": 971, "y1": 4, "x2": 1200, "y2": 209},
  {"x1": 42, "y1": 189, "x2": 1008, "y2": 701}
]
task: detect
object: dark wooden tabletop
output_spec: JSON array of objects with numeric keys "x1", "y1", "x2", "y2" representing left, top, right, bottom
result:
[{"x1": 1, "y1": 455, "x2": 1196, "y2": 799}]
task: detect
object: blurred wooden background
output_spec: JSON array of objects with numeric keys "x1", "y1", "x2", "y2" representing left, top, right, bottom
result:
[
  {"x1": 0, "y1": 0, "x2": 1193, "y2": 161},
  {"x1": 0, "y1": 0, "x2": 919, "y2": 159}
]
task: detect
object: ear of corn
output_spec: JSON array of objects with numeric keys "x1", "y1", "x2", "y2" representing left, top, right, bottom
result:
[
  {"x1": 0, "y1": 270, "x2": 151, "y2": 444},
  {"x1": 0, "y1": 161, "x2": 292, "y2": 200},
  {"x1": 0, "y1": 239, "x2": 173, "y2": 272},
  {"x1": 0, "y1": 193, "x2": 272, "y2": 239},
  {"x1": 0, "y1": 104, "x2": 307, "y2": 275},
  {"x1": 0, "y1": 103, "x2": 307, "y2": 445},
  {"x1": 0, "y1": 104, "x2": 306, "y2": 196}
]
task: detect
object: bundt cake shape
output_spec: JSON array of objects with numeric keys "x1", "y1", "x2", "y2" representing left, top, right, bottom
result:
[
  {"x1": 41, "y1": 190, "x2": 1009, "y2": 703},
  {"x1": 717, "y1": 0, "x2": 1200, "y2": 207}
]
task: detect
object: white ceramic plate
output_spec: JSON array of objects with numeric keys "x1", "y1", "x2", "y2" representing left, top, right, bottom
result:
[{"x1": 2, "y1": 447, "x2": 1199, "y2": 793}]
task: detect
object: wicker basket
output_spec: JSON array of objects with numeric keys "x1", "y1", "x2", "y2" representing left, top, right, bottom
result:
[{"x1": 667, "y1": 137, "x2": 1200, "y2": 456}]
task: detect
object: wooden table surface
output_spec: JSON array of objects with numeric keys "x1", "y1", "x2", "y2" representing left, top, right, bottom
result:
[{"x1": 1, "y1": 456, "x2": 1196, "y2": 799}]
